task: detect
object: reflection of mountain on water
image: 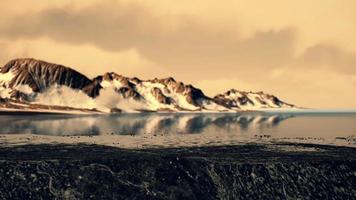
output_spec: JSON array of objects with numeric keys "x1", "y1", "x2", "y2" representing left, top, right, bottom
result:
[
  {"x1": 211, "y1": 114, "x2": 293, "y2": 131},
  {"x1": 0, "y1": 114, "x2": 294, "y2": 136},
  {"x1": 0, "y1": 115, "x2": 101, "y2": 135},
  {"x1": 97, "y1": 114, "x2": 294, "y2": 135}
]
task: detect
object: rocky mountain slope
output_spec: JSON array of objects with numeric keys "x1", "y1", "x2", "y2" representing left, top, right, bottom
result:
[
  {"x1": 0, "y1": 58, "x2": 296, "y2": 113},
  {"x1": 214, "y1": 89, "x2": 294, "y2": 110}
]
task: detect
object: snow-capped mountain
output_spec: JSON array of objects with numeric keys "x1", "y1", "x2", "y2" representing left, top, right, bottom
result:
[
  {"x1": 0, "y1": 58, "x2": 296, "y2": 113},
  {"x1": 95, "y1": 72, "x2": 227, "y2": 112},
  {"x1": 0, "y1": 58, "x2": 100, "y2": 100},
  {"x1": 213, "y1": 89, "x2": 295, "y2": 110}
]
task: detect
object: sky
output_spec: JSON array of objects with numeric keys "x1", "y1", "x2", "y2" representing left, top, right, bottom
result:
[{"x1": 0, "y1": 0, "x2": 355, "y2": 108}]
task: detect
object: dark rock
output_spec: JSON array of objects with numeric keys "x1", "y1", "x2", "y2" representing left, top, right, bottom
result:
[
  {"x1": 110, "y1": 108, "x2": 122, "y2": 113},
  {"x1": 115, "y1": 87, "x2": 142, "y2": 100},
  {"x1": 151, "y1": 87, "x2": 172, "y2": 105},
  {"x1": 0, "y1": 144, "x2": 355, "y2": 200}
]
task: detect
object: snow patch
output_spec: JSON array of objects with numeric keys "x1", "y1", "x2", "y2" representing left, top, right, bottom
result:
[
  {"x1": 0, "y1": 71, "x2": 14, "y2": 85},
  {"x1": 14, "y1": 85, "x2": 33, "y2": 95}
]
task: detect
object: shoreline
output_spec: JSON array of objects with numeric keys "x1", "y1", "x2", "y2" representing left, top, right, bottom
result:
[
  {"x1": 0, "y1": 133, "x2": 356, "y2": 149},
  {"x1": 1, "y1": 142, "x2": 355, "y2": 161},
  {"x1": 1, "y1": 133, "x2": 355, "y2": 149}
]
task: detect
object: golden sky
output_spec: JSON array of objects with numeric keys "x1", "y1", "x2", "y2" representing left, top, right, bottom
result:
[{"x1": 0, "y1": 0, "x2": 356, "y2": 108}]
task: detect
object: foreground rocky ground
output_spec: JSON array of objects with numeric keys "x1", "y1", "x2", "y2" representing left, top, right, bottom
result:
[{"x1": 0, "y1": 143, "x2": 355, "y2": 199}]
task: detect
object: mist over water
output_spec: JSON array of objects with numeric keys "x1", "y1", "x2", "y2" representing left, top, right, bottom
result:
[{"x1": 0, "y1": 113, "x2": 355, "y2": 140}]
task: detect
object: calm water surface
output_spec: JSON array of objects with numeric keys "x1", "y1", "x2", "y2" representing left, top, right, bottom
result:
[{"x1": 0, "y1": 112, "x2": 355, "y2": 140}]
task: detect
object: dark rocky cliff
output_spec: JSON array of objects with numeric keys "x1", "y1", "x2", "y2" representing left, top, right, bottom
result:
[{"x1": 0, "y1": 143, "x2": 355, "y2": 199}]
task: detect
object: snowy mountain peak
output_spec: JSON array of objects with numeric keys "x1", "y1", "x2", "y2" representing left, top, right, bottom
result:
[
  {"x1": 0, "y1": 58, "x2": 297, "y2": 113},
  {"x1": 0, "y1": 58, "x2": 97, "y2": 97},
  {"x1": 94, "y1": 72, "x2": 218, "y2": 111},
  {"x1": 214, "y1": 89, "x2": 295, "y2": 110}
]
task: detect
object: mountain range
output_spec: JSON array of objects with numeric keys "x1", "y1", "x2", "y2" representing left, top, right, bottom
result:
[{"x1": 0, "y1": 58, "x2": 296, "y2": 113}]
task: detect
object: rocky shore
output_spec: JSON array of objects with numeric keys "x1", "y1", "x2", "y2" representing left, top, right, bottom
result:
[{"x1": 0, "y1": 143, "x2": 355, "y2": 199}]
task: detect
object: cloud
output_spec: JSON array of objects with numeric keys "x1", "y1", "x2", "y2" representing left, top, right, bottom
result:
[
  {"x1": 299, "y1": 44, "x2": 356, "y2": 74},
  {"x1": 0, "y1": 38, "x2": 163, "y2": 79},
  {"x1": 0, "y1": 0, "x2": 296, "y2": 81},
  {"x1": 272, "y1": 69, "x2": 356, "y2": 108}
]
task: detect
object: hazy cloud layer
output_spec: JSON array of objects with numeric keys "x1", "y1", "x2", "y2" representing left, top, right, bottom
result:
[
  {"x1": 0, "y1": 1, "x2": 296, "y2": 79},
  {"x1": 299, "y1": 44, "x2": 356, "y2": 74}
]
